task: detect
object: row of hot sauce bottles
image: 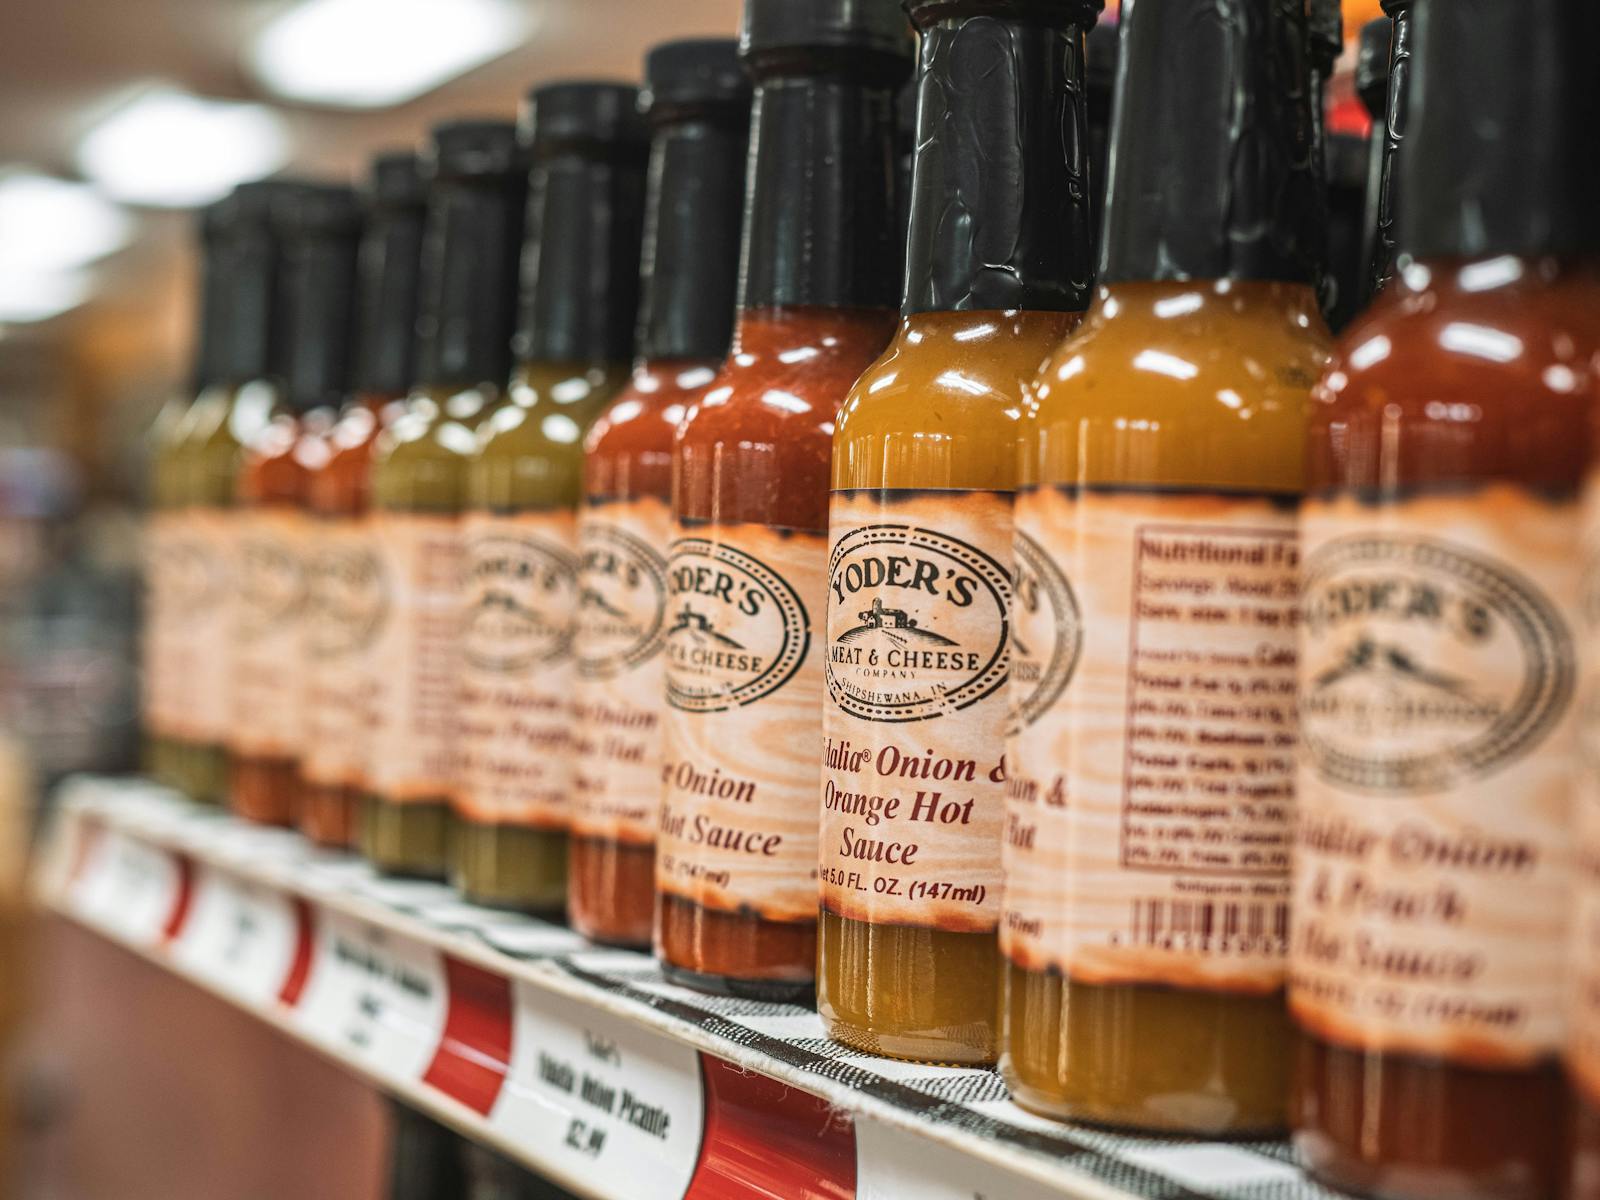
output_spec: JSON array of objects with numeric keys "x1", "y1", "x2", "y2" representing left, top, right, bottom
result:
[{"x1": 136, "y1": 0, "x2": 1600, "y2": 1194}]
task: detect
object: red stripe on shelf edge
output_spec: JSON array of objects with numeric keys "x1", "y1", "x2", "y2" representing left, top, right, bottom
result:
[
  {"x1": 160, "y1": 853, "x2": 195, "y2": 944},
  {"x1": 421, "y1": 957, "x2": 514, "y2": 1116},
  {"x1": 277, "y1": 898, "x2": 316, "y2": 1008},
  {"x1": 687, "y1": 1055, "x2": 857, "y2": 1200}
]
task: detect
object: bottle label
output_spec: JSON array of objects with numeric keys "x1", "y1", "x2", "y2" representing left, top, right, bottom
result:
[
  {"x1": 1292, "y1": 485, "x2": 1579, "y2": 1067},
  {"x1": 183, "y1": 506, "x2": 236, "y2": 744},
  {"x1": 230, "y1": 506, "x2": 310, "y2": 758},
  {"x1": 301, "y1": 515, "x2": 387, "y2": 790},
  {"x1": 818, "y1": 489, "x2": 1012, "y2": 934},
  {"x1": 1001, "y1": 488, "x2": 1299, "y2": 993},
  {"x1": 366, "y1": 512, "x2": 463, "y2": 803},
  {"x1": 572, "y1": 496, "x2": 672, "y2": 845},
  {"x1": 1571, "y1": 472, "x2": 1600, "y2": 1105},
  {"x1": 455, "y1": 509, "x2": 579, "y2": 827},
  {"x1": 658, "y1": 521, "x2": 826, "y2": 924}
]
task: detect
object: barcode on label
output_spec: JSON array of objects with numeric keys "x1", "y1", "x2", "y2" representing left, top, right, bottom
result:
[{"x1": 1126, "y1": 898, "x2": 1289, "y2": 953}]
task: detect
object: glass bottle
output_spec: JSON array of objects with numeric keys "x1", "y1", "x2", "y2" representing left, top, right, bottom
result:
[
  {"x1": 1292, "y1": 1, "x2": 1600, "y2": 1196},
  {"x1": 1001, "y1": 0, "x2": 1330, "y2": 1134},
  {"x1": 231, "y1": 183, "x2": 361, "y2": 825},
  {"x1": 170, "y1": 180, "x2": 308, "y2": 806},
  {"x1": 1365, "y1": 0, "x2": 1414, "y2": 301},
  {"x1": 817, "y1": 0, "x2": 1098, "y2": 1067},
  {"x1": 143, "y1": 200, "x2": 228, "y2": 793},
  {"x1": 453, "y1": 82, "x2": 647, "y2": 911},
  {"x1": 569, "y1": 40, "x2": 750, "y2": 946},
  {"x1": 299, "y1": 153, "x2": 427, "y2": 848},
  {"x1": 361, "y1": 121, "x2": 527, "y2": 877},
  {"x1": 656, "y1": 0, "x2": 909, "y2": 1000}
]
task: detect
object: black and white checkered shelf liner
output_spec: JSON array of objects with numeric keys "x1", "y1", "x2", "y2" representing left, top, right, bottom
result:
[{"x1": 58, "y1": 780, "x2": 1345, "y2": 1200}]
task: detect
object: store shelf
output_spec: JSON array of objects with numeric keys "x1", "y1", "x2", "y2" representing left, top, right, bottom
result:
[{"x1": 35, "y1": 779, "x2": 1338, "y2": 1200}]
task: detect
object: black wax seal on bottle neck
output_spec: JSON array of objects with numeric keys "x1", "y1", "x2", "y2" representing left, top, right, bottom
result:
[
  {"x1": 514, "y1": 82, "x2": 650, "y2": 366},
  {"x1": 736, "y1": 0, "x2": 914, "y2": 313},
  {"x1": 1398, "y1": 0, "x2": 1600, "y2": 263},
  {"x1": 901, "y1": 0, "x2": 1102, "y2": 316},
  {"x1": 273, "y1": 183, "x2": 362, "y2": 414},
  {"x1": 210, "y1": 179, "x2": 318, "y2": 387},
  {"x1": 1100, "y1": 0, "x2": 1318, "y2": 286},
  {"x1": 413, "y1": 120, "x2": 527, "y2": 390},
  {"x1": 635, "y1": 39, "x2": 752, "y2": 364},
  {"x1": 190, "y1": 199, "x2": 232, "y2": 393},
  {"x1": 354, "y1": 152, "x2": 427, "y2": 397}
]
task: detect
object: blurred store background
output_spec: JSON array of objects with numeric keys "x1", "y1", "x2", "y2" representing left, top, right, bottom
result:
[{"x1": 0, "y1": 1, "x2": 1384, "y2": 1196}]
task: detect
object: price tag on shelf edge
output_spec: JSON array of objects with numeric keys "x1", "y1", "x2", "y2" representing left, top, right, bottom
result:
[
  {"x1": 855, "y1": 1118, "x2": 1067, "y2": 1200},
  {"x1": 71, "y1": 830, "x2": 184, "y2": 946},
  {"x1": 490, "y1": 978, "x2": 703, "y2": 1200},
  {"x1": 293, "y1": 910, "x2": 448, "y2": 1086},
  {"x1": 170, "y1": 866, "x2": 303, "y2": 1006}
]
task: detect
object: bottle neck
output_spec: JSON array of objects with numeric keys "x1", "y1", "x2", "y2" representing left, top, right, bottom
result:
[
  {"x1": 902, "y1": 10, "x2": 1094, "y2": 316},
  {"x1": 1368, "y1": 1, "x2": 1412, "y2": 295},
  {"x1": 737, "y1": 74, "x2": 901, "y2": 313},
  {"x1": 281, "y1": 232, "x2": 359, "y2": 412},
  {"x1": 1100, "y1": 0, "x2": 1317, "y2": 286},
  {"x1": 415, "y1": 174, "x2": 527, "y2": 389},
  {"x1": 515, "y1": 147, "x2": 648, "y2": 366},
  {"x1": 192, "y1": 234, "x2": 229, "y2": 393},
  {"x1": 637, "y1": 110, "x2": 748, "y2": 363},
  {"x1": 1399, "y1": 0, "x2": 1600, "y2": 262},
  {"x1": 355, "y1": 204, "x2": 425, "y2": 395}
]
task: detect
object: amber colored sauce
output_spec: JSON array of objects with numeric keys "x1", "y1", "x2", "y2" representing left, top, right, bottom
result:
[
  {"x1": 297, "y1": 395, "x2": 399, "y2": 847},
  {"x1": 657, "y1": 307, "x2": 896, "y2": 998},
  {"x1": 231, "y1": 407, "x2": 325, "y2": 825},
  {"x1": 569, "y1": 358, "x2": 718, "y2": 947},
  {"x1": 1295, "y1": 258, "x2": 1600, "y2": 1200}
]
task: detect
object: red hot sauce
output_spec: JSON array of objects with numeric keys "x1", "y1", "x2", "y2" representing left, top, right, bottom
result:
[
  {"x1": 568, "y1": 39, "x2": 751, "y2": 947},
  {"x1": 655, "y1": 0, "x2": 909, "y2": 999}
]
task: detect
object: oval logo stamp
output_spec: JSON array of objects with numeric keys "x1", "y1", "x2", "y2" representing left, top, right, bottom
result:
[
  {"x1": 462, "y1": 530, "x2": 579, "y2": 673},
  {"x1": 576, "y1": 517, "x2": 669, "y2": 680}
]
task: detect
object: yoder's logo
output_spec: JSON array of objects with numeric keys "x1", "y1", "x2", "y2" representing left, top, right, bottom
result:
[
  {"x1": 1011, "y1": 527, "x2": 1082, "y2": 729},
  {"x1": 306, "y1": 536, "x2": 388, "y2": 659},
  {"x1": 826, "y1": 522, "x2": 1011, "y2": 722},
  {"x1": 576, "y1": 519, "x2": 669, "y2": 679},
  {"x1": 664, "y1": 536, "x2": 811, "y2": 712},
  {"x1": 462, "y1": 532, "x2": 578, "y2": 672},
  {"x1": 1300, "y1": 534, "x2": 1574, "y2": 793},
  {"x1": 237, "y1": 529, "x2": 306, "y2": 641}
]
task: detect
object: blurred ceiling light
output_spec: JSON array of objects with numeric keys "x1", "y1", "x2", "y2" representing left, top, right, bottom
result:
[
  {"x1": 251, "y1": 0, "x2": 535, "y2": 109},
  {"x1": 0, "y1": 173, "x2": 131, "y2": 273},
  {"x1": 0, "y1": 269, "x2": 92, "y2": 324},
  {"x1": 77, "y1": 87, "x2": 290, "y2": 208}
]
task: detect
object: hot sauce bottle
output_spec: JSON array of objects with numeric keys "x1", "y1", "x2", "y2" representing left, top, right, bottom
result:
[
  {"x1": 144, "y1": 201, "x2": 228, "y2": 793},
  {"x1": 1001, "y1": 0, "x2": 1329, "y2": 1134},
  {"x1": 168, "y1": 180, "x2": 307, "y2": 806},
  {"x1": 1292, "y1": 1, "x2": 1600, "y2": 1195},
  {"x1": 816, "y1": 0, "x2": 1098, "y2": 1067},
  {"x1": 656, "y1": 0, "x2": 908, "y2": 1000},
  {"x1": 299, "y1": 153, "x2": 427, "y2": 848},
  {"x1": 230, "y1": 183, "x2": 362, "y2": 825},
  {"x1": 453, "y1": 82, "x2": 647, "y2": 911},
  {"x1": 569, "y1": 41, "x2": 750, "y2": 947},
  {"x1": 362, "y1": 122, "x2": 527, "y2": 877},
  {"x1": 1574, "y1": 364, "x2": 1600, "y2": 1200}
]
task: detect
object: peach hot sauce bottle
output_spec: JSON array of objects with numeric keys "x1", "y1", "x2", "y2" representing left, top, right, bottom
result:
[
  {"x1": 568, "y1": 39, "x2": 750, "y2": 946},
  {"x1": 297, "y1": 153, "x2": 427, "y2": 847},
  {"x1": 655, "y1": 0, "x2": 909, "y2": 1000},
  {"x1": 230, "y1": 184, "x2": 361, "y2": 825}
]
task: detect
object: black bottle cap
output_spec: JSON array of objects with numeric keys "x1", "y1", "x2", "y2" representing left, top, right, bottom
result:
[
  {"x1": 1099, "y1": 0, "x2": 1317, "y2": 286},
  {"x1": 1399, "y1": 0, "x2": 1600, "y2": 262},
  {"x1": 209, "y1": 178, "x2": 322, "y2": 386},
  {"x1": 1355, "y1": 17, "x2": 1391, "y2": 119},
  {"x1": 635, "y1": 40, "x2": 751, "y2": 363},
  {"x1": 274, "y1": 183, "x2": 362, "y2": 413},
  {"x1": 191, "y1": 200, "x2": 231, "y2": 391},
  {"x1": 736, "y1": 0, "x2": 912, "y2": 312},
  {"x1": 1307, "y1": 0, "x2": 1344, "y2": 76},
  {"x1": 901, "y1": 0, "x2": 1101, "y2": 315},
  {"x1": 741, "y1": 0, "x2": 912, "y2": 79},
  {"x1": 514, "y1": 82, "x2": 649, "y2": 365},
  {"x1": 415, "y1": 120, "x2": 528, "y2": 389},
  {"x1": 355, "y1": 152, "x2": 428, "y2": 396}
]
